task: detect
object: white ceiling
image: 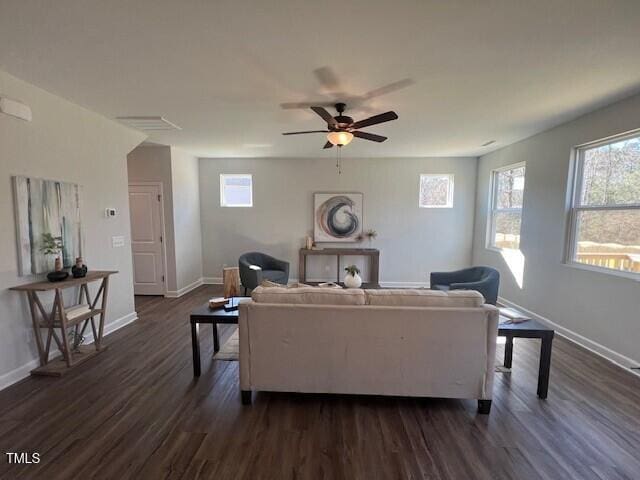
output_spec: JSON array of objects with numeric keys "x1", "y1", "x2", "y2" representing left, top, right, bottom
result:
[{"x1": 1, "y1": 0, "x2": 640, "y2": 158}]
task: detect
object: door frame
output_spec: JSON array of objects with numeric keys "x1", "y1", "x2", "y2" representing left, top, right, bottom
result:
[{"x1": 128, "y1": 181, "x2": 168, "y2": 296}]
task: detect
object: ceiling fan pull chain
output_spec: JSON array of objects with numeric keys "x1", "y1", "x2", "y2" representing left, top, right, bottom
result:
[{"x1": 336, "y1": 146, "x2": 342, "y2": 174}]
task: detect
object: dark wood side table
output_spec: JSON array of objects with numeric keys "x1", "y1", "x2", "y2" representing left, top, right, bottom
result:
[
  {"x1": 190, "y1": 297, "x2": 250, "y2": 376},
  {"x1": 498, "y1": 319, "x2": 554, "y2": 399},
  {"x1": 299, "y1": 248, "x2": 380, "y2": 285}
]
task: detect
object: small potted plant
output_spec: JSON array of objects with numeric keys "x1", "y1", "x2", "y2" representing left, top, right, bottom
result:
[
  {"x1": 41, "y1": 233, "x2": 69, "y2": 282},
  {"x1": 344, "y1": 265, "x2": 362, "y2": 288},
  {"x1": 364, "y1": 229, "x2": 378, "y2": 247}
]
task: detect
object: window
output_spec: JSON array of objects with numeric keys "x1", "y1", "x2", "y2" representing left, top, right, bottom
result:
[
  {"x1": 567, "y1": 131, "x2": 640, "y2": 276},
  {"x1": 488, "y1": 163, "x2": 526, "y2": 250},
  {"x1": 419, "y1": 174, "x2": 454, "y2": 208},
  {"x1": 220, "y1": 174, "x2": 253, "y2": 207}
]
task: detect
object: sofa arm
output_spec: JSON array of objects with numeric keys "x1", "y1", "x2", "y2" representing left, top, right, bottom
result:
[
  {"x1": 482, "y1": 305, "x2": 500, "y2": 399},
  {"x1": 238, "y1": 303, "x2": 251, "y2": 390}
]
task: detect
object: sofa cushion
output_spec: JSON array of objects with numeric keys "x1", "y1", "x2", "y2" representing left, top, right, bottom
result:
[
  {"x1": 251, "y1": 286, "x2": 365, "y2": 305},
  {"x1": 365, "y1": 289, "x2": 485, "y2": 307}
]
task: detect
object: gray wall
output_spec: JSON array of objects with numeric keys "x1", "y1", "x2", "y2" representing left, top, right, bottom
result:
[
  {"x1": 199, "y1": 156, "x2": 477, "y2": 285},
  {"x1": 0, "y1": 70, "x2": 144, "y2": 388},
  {"x1": 170, "y1": 147, "x2": 203, "y2": 291},
  {"x1": 472, "y1": 93, "x2": 640, "y2": 366}
]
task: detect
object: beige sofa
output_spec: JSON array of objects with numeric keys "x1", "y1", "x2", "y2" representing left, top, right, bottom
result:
[{"x1": 239, "y1": 286, "x2": 499, "y2": 413}]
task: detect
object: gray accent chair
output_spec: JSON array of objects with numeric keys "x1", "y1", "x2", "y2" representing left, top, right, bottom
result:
[
  {"x1": 239, "y1": 252, "x2": 290, "y2": 294},
  {"x1": 430, "y1": 266, "x2": 500, "y2": 305}
]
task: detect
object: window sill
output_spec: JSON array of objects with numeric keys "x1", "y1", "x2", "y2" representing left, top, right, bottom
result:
[
  {"x1": 562, "y1": 261, "x2": 640, "y2": 282},
  {"x1": 485, "y1": 246, "x2": 520, "y2": 254}
]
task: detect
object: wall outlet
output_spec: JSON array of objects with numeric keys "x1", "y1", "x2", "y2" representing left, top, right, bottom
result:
[{"x1": 111, "y1": 236, "x2": 125, "y2": 248}]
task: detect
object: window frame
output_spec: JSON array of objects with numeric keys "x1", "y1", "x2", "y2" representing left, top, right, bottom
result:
[
  {"x1": 486, "y1": 162, "x2": 526, "y2": 251},
  {"x1": 219, "y1": 173, "x2": 253, "y2": 208},
  {"x1": 418, "y1": 173, "x2": 455, "y2": 209},
  {"x1": 565, "y1": 130, "x2": 640, "y2": 279}
]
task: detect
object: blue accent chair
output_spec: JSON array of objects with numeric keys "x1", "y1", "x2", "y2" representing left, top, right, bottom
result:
[
  {"x1": 430, "y1": 266, "x2": 500, "y2": 305},
  {"x1": 239, "y1": 252, "x2": 290, "y2": 294}
]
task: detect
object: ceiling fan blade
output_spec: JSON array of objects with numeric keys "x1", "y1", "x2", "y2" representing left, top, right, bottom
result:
[
  {"x1": 282, "y1": 130, "x2": 329, "y2": 135},
  {"x1": 311, "y1": 106, "x2": 338, "y2": 126},
  {"x1": 351, "y1": 111, "x2": 398, "y2": 130},
  {"x1": 280, "y1": 101, "x2": 334, "y2": 110},
  {"x1": 323, "y1": 141, "x2": 334, "y2": 149},
  {"x1": 360, "y1": 78, "x2": 415, "y2": 101},
  {"x1": 314, "y1": 66, "x2": 341, "y2": 92},
  {"x1": 353, "y1": 131, "x2": 387, "y2": 142}
]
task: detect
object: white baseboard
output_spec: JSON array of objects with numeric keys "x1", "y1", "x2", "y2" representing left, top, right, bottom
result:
[
  {"x1": 202, "y1": 277, "x2": 223, "y2": 285},
  {"x1": 498, "y1": 296, "x2": 640, "y2": 376},
  {"x1": 165, "y1": 278, "x2": 204, "y2": 298},
  {"x1": 0, "y1": 358, "x2": 43, "y2": 392},
  {"x1": 91, "y1": 311, "x2": 138, "y2": 341},
  {"x1": 0, "y1": 311, "x2": 138, "y2": 392}
]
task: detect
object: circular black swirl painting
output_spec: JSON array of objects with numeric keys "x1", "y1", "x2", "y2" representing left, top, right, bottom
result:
[{"x1": 314, "y1": 193, "x2": 363, "y2": 242}]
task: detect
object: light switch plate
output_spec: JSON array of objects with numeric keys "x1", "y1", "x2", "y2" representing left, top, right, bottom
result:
[{"x1": 112, "y1": 236, "x2": 125, "y2": 248}]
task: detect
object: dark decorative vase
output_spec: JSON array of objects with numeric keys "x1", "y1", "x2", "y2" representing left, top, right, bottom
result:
[
  {"x1": 72, "y1": 264, "x2": 88, "y2": 278},
  {"x1": 47, "y1": 271, "x2": 69, "y2": 282}
]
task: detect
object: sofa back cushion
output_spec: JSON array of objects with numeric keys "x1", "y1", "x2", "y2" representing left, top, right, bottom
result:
[
  {"x1": 365, "y1": 289, "x2": 485, "y2": 307},
  {"x1": 251, "y1": 286, "x2": 366, "y2": 305}
]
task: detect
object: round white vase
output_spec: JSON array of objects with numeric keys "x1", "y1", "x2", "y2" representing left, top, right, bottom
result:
[{"x1": 344, "y1": 272, "x2": 362, "y2": 288}]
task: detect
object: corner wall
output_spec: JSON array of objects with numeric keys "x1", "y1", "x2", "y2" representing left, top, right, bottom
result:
[
  {"x1": 127, "y1": 145, "x2": 203, "y2": 296},
  {"x1": 127, "y1": 145, "x2": 177, "y2": 292},
  {"x1": 472, "y1": 93, "x2": 640, "y2": 367},
  {"x1": 170, "y1": 147, "x2": 203, "y2": 293},
  {"x1": 0, "y1": 70, "x2": 145, "y2": 389}
]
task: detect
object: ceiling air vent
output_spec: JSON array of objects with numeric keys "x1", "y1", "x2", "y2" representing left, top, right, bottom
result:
[{"x1": 116, "y1": 116, "x2": 181, "y2": 131}]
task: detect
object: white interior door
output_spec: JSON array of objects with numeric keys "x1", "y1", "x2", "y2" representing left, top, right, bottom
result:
[{"x1": 129, "y1": 184, "x2": 165, "y2": 295}]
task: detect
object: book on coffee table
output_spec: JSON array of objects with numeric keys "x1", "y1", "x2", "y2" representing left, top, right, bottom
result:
[
  {"x1": 499, "y1": 307, "x2": 530, "y2": 324},
  {"x1": 208, "y1": 297, "x2": 228, "y2": 309}
]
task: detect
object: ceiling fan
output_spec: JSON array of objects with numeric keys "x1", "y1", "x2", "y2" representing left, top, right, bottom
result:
[{"x1": 282, "y1": 102, "x2": 398, "y2": 149}]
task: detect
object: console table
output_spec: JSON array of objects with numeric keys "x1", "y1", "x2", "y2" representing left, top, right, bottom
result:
[
  {"x1": 10, "y1": 270, "x2": 116, "y2": 376},
  {"x1": 298, "y1": 248, "x2": 380, "y2": 287}
]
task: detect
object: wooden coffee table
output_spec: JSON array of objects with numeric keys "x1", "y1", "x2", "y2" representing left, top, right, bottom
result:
[
  {"x1": 190, "y1": 297, "x2": 250, "y2": 376},
  {"x1": 498, "y1": 318, "x2": 554, "y2": 399}
]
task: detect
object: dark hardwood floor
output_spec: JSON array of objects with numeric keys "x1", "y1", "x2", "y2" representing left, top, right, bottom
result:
[{"x1": 1, "y1": 285, "x2": 639, "y2": 479}]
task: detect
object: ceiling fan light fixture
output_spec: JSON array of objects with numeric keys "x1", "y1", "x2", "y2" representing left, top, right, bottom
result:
[{"x1": 327, "y1": 131, "x2": 353, "y2": 146}]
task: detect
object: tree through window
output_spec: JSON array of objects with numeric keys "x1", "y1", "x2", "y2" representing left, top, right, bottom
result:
[
  {"x1": 568, "y1": 132, "x2": 640, "y2": 276},
  {"x1": 488, "y1": 164, "x2": 526, "y2": 250}
]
